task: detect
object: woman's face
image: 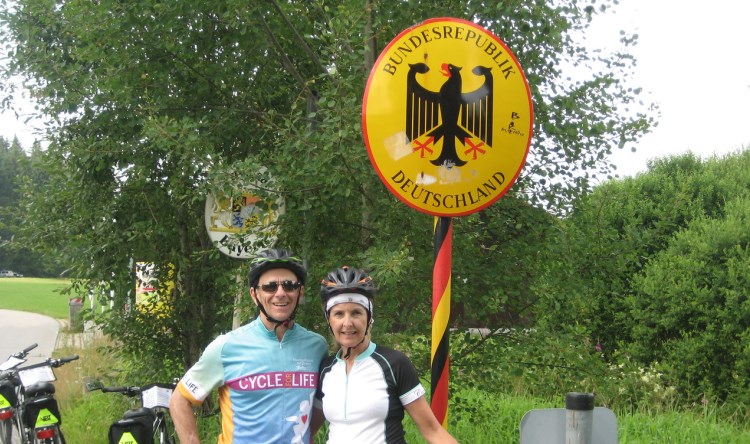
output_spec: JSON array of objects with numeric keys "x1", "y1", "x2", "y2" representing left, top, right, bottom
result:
[{"x1": 327, "y1": 302, "x2": 369, "y2": 349}]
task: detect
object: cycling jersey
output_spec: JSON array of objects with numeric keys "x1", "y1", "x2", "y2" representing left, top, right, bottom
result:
[
  {"x1": 315, "y1": 342, "x2": 426, "y2": 444},
  {"x1": 176, "y1": 318, "x2": 328, "y2": 444}
]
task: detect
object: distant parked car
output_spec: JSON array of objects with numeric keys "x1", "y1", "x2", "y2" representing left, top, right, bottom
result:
[{"x1": 0, "y1": 270, "x2": 23, "y2": 277}]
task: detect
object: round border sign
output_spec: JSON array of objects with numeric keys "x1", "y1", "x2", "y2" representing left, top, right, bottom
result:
[
  {"x1": 204, "y1": 191, "x2": 284, "y2": 259},
  {"x1": 363, "y1": 17, "x2": 533, "y2": 217}
]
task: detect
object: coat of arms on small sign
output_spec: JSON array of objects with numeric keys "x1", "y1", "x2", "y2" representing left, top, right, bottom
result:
[{"x1": 204, "y1": 192, "x2": 284, "y2": 259}]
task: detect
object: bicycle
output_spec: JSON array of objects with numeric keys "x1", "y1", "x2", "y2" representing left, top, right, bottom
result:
[
  {"x1": 89, "y1": 381, "x2": 177, "y2": 444},
  {"x1": 0, "y1": 348, "x2": 79, "y2": 444},
  {"x1": 19, "y1": 354, "x2": 79, "y2": 444},
  {"x1": 0, "y1": 343, "x2": 38, "y2": 444}
]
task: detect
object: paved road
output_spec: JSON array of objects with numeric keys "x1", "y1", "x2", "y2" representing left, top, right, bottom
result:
[
  {"x1": 0, "y1": 310, "x2": 61, "y2": 444},
  {"x1": 0, "y1": 309, "x2": 60, "y2": 366}
]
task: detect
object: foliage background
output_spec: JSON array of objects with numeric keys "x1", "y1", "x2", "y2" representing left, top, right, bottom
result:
[
  {"x1": 3, "y1": 0, "x2": 750, "y2": 431},
  {"x1": 0, "y1": 0, "x2": 650, "y2": 371}
]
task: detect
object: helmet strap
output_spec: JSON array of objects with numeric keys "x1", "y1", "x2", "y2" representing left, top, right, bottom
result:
[{"x1": 254, "y1": 295, "x2": 299, "y2": 332}]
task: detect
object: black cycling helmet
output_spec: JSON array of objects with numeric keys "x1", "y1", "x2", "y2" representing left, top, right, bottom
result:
[
  {"x1": 248, "y1": 248, "x2": 306, "y2": 331},
  {"x1": 320, "y1": 266, "x2": 376, "y2": 305},
  {"x1": 247, "y1": 248, "x2": 307, "y2": 288},
  {"x1": 320, "y1": 266, "x2": 376, "y2": 359}
]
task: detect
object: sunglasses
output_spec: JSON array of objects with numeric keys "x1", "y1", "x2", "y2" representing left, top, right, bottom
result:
[{"x1": 259, "y1": 280, "x2": 302, "y2": 293}]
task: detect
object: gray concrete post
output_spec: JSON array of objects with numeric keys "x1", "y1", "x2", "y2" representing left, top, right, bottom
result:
[{"x1": 565, "y1": 392, "x2": 594, "y2": 444}]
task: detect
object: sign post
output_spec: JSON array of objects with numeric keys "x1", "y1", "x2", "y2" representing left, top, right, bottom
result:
[
  {"x1": 431, "y1": 216, "x2": 452, "y2": 425},
  {"x1": 205, "y1": 175, "x2": 284, "y2": 329},
  {"x1": 362, "y1": 17, "x2": 533, "y2": 423}
]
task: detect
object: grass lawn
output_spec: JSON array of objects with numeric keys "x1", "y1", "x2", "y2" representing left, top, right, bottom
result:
[{"x1": 0, "y1": 277, "x2": 74, "y2": 319}]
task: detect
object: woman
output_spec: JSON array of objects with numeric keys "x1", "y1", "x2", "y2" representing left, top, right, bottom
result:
[{"x1": 313, "y1": 266, "x2": 458, "y2": 444}]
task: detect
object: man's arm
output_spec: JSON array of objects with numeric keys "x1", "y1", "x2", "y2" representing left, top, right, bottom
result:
[{"x1": 169, "y1": 387, "x2": 201, "y2": 444}]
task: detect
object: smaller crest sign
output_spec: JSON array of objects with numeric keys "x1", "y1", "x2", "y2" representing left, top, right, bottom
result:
[{"x1": 204, "y1": 186, "x2": 284, "y2": 259}]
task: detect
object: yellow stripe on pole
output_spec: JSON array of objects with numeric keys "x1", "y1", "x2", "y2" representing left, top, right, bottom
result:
[{"x1": 431, "y1": 279, "x2": 451, "y2": 358}]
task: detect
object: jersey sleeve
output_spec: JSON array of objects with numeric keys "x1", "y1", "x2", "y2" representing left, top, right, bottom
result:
[
  {"x1": 176, "y1": 334, "x2": 228, "y2": 404},
  {"x1": 390, "y1": 349, "x2": 426, "y2": 406}
]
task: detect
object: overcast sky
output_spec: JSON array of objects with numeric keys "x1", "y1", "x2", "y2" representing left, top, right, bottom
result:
[
  {"x1": 2, "y1": 1, "x2": 749, "y2": 178},
  {"x1": 0, "y1": 75, "x2": 39, "y2": 148},
  {"x1": 599, "y1": 0, "x2": 750, "y2": 177}
]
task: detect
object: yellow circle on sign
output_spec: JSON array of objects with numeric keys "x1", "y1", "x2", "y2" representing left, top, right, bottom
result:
[{"x1": 363, "y1": 17, "x2": 533, "y2": 217}]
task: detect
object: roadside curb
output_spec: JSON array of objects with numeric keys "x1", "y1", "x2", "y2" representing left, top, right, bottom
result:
[{"x1": 55, "y1": 319, "x2": 99, "y2": 350}]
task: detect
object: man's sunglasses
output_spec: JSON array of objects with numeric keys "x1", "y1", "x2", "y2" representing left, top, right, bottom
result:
[{"x1": 259, "y1": 280, "x2": 302, "y2": 293}]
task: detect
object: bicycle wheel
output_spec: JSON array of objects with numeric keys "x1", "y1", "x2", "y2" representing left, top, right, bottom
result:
[
  {"x1": 154, "y1": 415, "x2": 175, "y2": 444},
  {"x1": 0, "y1": 418, "x2": 13, "y2": 444}
]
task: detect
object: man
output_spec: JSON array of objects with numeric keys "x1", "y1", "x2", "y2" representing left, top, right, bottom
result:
[{"x1": 170, "y1": 248, "x2": 328, "y2": 444}]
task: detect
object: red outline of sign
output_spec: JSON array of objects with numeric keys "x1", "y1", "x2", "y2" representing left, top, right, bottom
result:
[{"x1": 362, "y1": 17, "x2": 533, "y2": 217}]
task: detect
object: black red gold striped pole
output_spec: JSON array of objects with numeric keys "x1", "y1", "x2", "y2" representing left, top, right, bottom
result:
[
  {"x1": 431, "y1": 216, "x2": 452, "y2": 426},
  {"x1": 361, "y1": 14, "x2": 532, "y2": 432}
]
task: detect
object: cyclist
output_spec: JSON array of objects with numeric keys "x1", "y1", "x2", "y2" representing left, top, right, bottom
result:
[
  {"x1": 170, "y1": 248, "x2": 328, "y2": 444},
  {"x1": 314, "y1": 266, "x2": 458, "y2": 444}
]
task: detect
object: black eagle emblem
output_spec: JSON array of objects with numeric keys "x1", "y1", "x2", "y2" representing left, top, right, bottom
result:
[{"x1": 406, "y1": 63, "x2": 493, "y2": 167}]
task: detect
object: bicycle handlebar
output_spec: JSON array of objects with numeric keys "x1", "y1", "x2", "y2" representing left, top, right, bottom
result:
[
  {"x1": 18, "y1": 343, "x2": 38, "y2": 357},
  {"x1": 6, "y1": 342, "x2": 37, "y2": 360},
  {"x1": 16, "y1": 354, "x2": 79, "y2": 372},
  {"x1": 101, "y1": 386, "x2": 142, "y2": 397},
  {"x1": 100, "y1": 382, "x2": 176, "y2": 396},
  {"x1": 50, "y1": 355, "x2": 80, "y2": 366}
]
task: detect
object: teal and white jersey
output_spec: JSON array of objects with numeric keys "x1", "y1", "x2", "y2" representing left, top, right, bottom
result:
[{"x1": 176, "y1": 318, "x2": 328, "y2": 444}]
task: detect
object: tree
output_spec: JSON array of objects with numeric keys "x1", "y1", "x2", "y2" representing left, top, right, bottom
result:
[
  {"x1": 0, "y1": 136, "x2": 58, "y2": 276},
  {"x1": 0, "y1": 0, "x2": 653, "y2": 377},
  {"x1": 0, "y1": 136, "x2": 22, "y2": 271},
  {"x1": 536, "y1": 150, "x2": 750, "y2": 404}
]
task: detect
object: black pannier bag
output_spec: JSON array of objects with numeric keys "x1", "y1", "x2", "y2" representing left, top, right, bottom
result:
[
  {"x1": 23, "y1": 395, "x2": 61, "y2": 429},
  {"x1": 108, "y1": 408, "x2": 155, "y2": 444},
  {"x1": 0, "y1": 380, "x2": 17, "y2": 408}
]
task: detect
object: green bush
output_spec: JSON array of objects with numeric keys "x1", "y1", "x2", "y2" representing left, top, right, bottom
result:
[
  {"x1": 393, "y1": 327, "x2": 686, "y2": 418},
  {"x1": 629, "y1": 197, "x2": 750, "y2": 404}
]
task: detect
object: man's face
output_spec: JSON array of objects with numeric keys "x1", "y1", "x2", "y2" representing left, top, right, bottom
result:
[{"x1": 250, "y1": 268, "x2": 303, "y2": 326}]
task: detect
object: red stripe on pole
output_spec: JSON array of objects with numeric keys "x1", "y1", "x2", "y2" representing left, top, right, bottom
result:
[
  {"x1": 431, "y1": 216, "x2": 452, "y2": 426},
  {"x1": 431, "y1": 354, "x2": 450, "y2": 423}
]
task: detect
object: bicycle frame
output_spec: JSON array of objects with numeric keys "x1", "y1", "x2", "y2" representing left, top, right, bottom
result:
[
  {"x1": 151, "y1": 407, "x2": 174, "y2": 444},
  {"x1": 140, "y1": 383, "x2": 175, "y2": 444}
]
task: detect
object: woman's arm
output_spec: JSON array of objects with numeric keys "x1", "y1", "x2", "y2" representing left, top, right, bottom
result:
[{"x1": 405, "y1": 396, "x2": 459, "y2": 444}]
